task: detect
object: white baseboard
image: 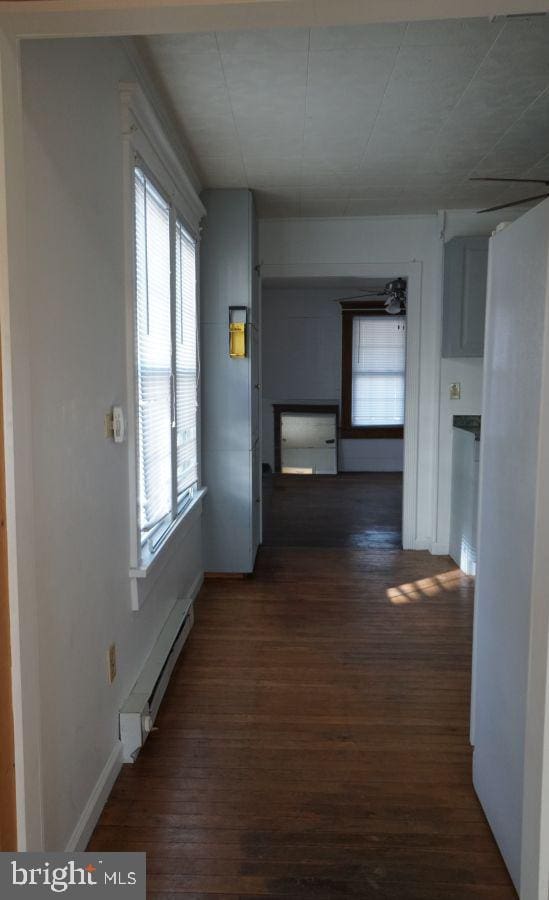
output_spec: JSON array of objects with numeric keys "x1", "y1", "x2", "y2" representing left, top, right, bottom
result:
[
  {"x1": 186, "y1": 571, "x2": 204, "y2": 604},
  {"x1": 65, "y1": 742, "x2": 123, "y2": 852},
  {"x1": 430, "y1": 540, "x2": 451, "y2": 555},
  {"x1": 406, "y1": 538, "x2": 431, "y2": 551}
]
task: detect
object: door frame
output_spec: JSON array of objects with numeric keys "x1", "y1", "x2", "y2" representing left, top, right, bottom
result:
[
  {"x1": 273, "y1": 403, "x2": 339, "y2": 474},
  {"x1": 261, "y1": 262, "x2": 422, "y2": 550},
  {"x1": 0, "y1": 333, "x2": 16, "y2": 850}
]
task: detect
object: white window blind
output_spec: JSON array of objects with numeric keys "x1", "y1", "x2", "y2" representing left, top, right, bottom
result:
[
  {"x1": 351, "y1": 316, "x2": 406, "y2": 427},
  {"x1": 134, "y1": 166, "x2": 199, "y2": 555}
]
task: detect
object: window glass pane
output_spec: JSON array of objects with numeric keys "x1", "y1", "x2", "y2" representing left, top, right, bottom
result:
[
  {"x1": 351, "y1": 317, "x2": 406, "y2": 426},
  {"x1": 174, "y1": 220, "x2": 198, "y2": 501},
  {"x1": 134, "y1": 168, "x2": 172, "y2": 540}
]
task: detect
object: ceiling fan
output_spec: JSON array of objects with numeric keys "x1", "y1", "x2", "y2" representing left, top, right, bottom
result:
[
  {"x1": 334, "y1": 277, "x2": 407, "y2": 315},
  {"x1": 471, "y1": 177, "x2": 549, "y2": 214}
]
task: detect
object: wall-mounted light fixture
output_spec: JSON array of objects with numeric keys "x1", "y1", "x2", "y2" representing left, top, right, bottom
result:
[{"x1": 229, "y1": 306, "x2": 248, "y2": 358}]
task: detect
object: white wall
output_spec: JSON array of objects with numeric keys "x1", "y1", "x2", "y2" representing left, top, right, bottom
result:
[
  {"x1": 432, "y1": 209, "x2": 524, "y2": 554},
  {"x1": 21, "y1": 38, "x2": 203, "y2": 850},
  {"x1": 472, "y1": 201, "x2": 549, "y2": 893},
  {"x1": 433, "y1": 357, "x2": 483, "y2": 553},
  {"x1": 261, "y1": 286, "x2": 403, "y2": 472},
  {"x1": 260, "y1": 215, "x2": 442, "y2": 546}
]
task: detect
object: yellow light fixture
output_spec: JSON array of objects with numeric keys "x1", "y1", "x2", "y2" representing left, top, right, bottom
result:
[{"x1": 229, "y1": 306, "x2": 247, "y2": 358}]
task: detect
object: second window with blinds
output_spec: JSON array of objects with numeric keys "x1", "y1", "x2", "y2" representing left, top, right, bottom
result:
[
  {"x1": 134, "y1": 166, "x2": 199, "y2": 563},
  {"x1": 341, "y1": 305, "x2": 406, "y2": 439}
]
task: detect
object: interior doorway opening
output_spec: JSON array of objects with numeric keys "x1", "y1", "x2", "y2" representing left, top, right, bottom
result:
[{"x1": 260, "y1": 275, "x2": 406, "y2": 550}]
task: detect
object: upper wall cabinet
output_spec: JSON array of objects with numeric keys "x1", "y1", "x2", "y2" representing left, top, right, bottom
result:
[{"x1": 442, "y1": 236, "x2": 489, "y2": 358}]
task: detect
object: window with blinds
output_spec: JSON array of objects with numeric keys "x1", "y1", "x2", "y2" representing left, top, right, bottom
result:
[
  {"x1": 351, "y1": 317, "x2": 406, "y2": 427},
  {"x1": 134, "y1": 166, "x2": 198, "y2": 555}
]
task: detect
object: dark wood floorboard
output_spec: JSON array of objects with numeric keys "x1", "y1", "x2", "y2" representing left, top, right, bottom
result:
[
  {"x1": 89, "y1": 547, "x2": 516, "y2": 898},
  {"x1": 262, "y1": 473, "x2": 403, "y2": 549}
]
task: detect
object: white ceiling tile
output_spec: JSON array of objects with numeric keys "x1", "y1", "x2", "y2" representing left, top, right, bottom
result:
[
  {"x1": 244, "y1": 158, "x2": 303, "y2": 187},
  {"x1": 300, "y1": 185, "x2": 353, "y2": 200},
  {"x1": 303, "y1": 113, "x2": 377, "y2": 161},
  {"x1": 309, "y1": 23, "x2": 407, "y2": 50},
  {"x1": 345, "y1": 198, "x2": 439, "y2": 215},
  {"x1": 177, "y1": 114, "x2": 241, "y2": 157},
  {"x1": 307, "y1": 47, "x2": 398, "y2": 111},
  {"x1": 524, "y1": 154, "x2": 549, "y2": 179},
  {"x1": 492, "y1": 18, "x2": 549, "y2": 76},
  {"x1": 403, "y1": 17, "x2": 503, "y2": 46},
  {"x1": 220, "y1": 50, "x2": 308, "y2": 99},
  {"x1": 137, "y1": 33, "x2": 218, "y2": 56},
  {"x1": 385, "y1": 44, "x2": 489, "y2": 110},
  {"x1": 238, "y1": 123, "x2": 304, "y2": 158},
  {"x1": 298, "y1": 158, "x2": 362, "y2": 187},
  {"x1": 135, "y1": 16, "x2": 549, "y2": 218},
  {"x1": 199, "y1": 156, "x2": 247, "y2": 188},
  {"x1": 216, "y1": 27, "x2": 310, "y2": 54},
  {"x1": 299, "y1": 198, "x2": 348, "y2": 216},
  {"x1": 254, "y1": 194, "x2": 300, "y2": 217},
  {"x1": 221, "y1": 50, "x2": 307, "y2": 156},
  {"x1": 470, "y1": 89, "x2": 549, "y2": 175}
]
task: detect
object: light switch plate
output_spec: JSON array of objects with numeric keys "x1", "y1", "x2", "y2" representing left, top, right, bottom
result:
[{"x1": 449, "y1": 382, "x2": 461, "y2": 400}]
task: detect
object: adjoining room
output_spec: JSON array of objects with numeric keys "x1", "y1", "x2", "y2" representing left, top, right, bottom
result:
[{"x1": 261, "y1": 276, "x2": 405, "y2": 549}]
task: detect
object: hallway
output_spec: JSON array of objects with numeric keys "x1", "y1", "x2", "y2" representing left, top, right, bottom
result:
[{"x1": 89, "y1": 547, "x2": 515, "y2": 898}]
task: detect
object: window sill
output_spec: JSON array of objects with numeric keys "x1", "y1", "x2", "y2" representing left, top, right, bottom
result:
[
  {"x1": 340, "y1": 426, "x2": 404, "y2": 440},
  {"x1": 130, "y1": 486, "x2": 207, "y2": 583}
]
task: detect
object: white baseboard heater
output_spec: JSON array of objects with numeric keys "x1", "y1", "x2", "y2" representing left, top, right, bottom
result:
[{"x1": 120, "y1": 591, "x2": 197, "y2": 762}]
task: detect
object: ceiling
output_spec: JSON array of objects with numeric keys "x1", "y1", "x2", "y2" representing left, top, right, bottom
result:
[{"x1": 135, "y1": 14, "x2": 549, "y2": 217}]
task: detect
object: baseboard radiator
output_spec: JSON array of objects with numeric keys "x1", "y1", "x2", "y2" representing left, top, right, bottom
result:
[{"x1": 120, "y1": 594, "x2": 196, "y2": 762}]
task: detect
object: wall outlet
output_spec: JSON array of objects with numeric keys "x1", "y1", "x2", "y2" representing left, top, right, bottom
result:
[
  {"x1": 449, "y1": 382, "x2": 461, "y2": 400},
  {"x1": 108, "y1": 643, "x2": 117, "y2": 684}
]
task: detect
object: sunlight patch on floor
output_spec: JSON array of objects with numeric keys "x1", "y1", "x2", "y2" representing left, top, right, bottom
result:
[{"x1": 386, "y1": 569, "x2": 464, "y2": 604}]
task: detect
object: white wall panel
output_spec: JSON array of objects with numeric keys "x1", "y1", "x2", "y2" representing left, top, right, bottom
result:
[{"x1": 21, "y1": 38, "x2": 204, "y2": 850}]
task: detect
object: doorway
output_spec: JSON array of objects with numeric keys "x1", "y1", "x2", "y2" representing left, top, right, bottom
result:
[{"x1": 260, "y1": 275, "x2": 407, "y2": 550}]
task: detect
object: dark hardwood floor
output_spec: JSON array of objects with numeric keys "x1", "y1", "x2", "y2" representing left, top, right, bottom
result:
[
  {"x1": 89, "y1": 547, "x2": 516, "y2": 898},
  {"x1": 262, "y1": 473, "x2": 403, "y2": 549}
]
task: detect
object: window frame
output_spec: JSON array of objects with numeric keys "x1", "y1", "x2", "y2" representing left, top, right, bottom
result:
[
  {"x1": 133, "y1": 160, "x2": 199, "y2": 559},
  {"x1": 340, "y1": 301, "x2": 405, "y2": 440},
  {"x1": 121, "y1": 83, "x2": 206, "y2": 597}
]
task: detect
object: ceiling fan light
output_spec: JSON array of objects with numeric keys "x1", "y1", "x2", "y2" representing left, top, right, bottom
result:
[{"x1": 385, "y1": 297, "x2": 401, "y2": 315}]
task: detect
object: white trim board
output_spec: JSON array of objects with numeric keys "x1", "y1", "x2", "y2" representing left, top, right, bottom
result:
[
  {"x1": 64, "y1": 742, "x2": 123, "y2": 852},
  {"x1": 260, "y1": 261, "x2": 423, "y2": 551}
]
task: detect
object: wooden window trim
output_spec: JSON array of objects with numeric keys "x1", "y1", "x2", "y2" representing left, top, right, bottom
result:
[
  {"x1": 273, "y1": 404, "x2": 339, "y2": 474},
  {"x1": 340, "y1": 301, "x2": 405, "y2": 440}
]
